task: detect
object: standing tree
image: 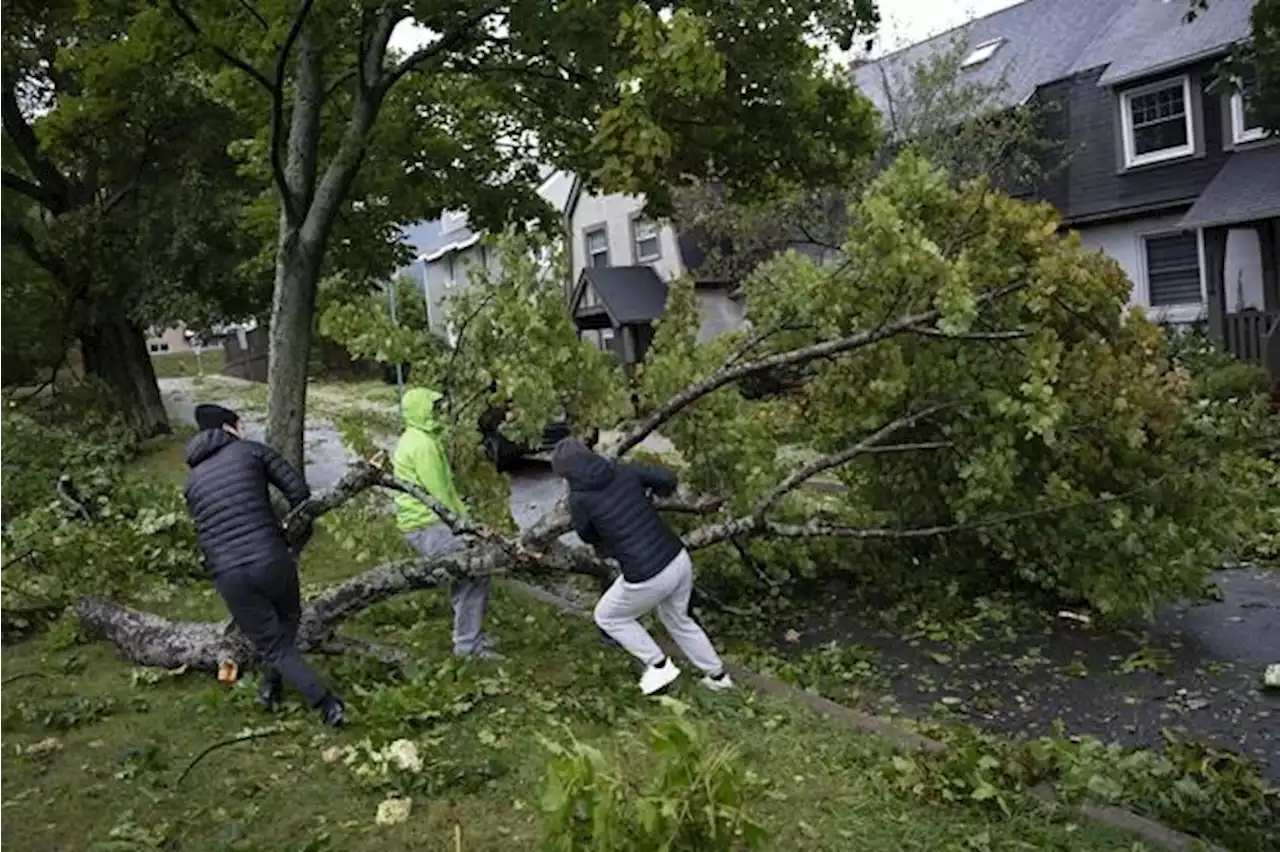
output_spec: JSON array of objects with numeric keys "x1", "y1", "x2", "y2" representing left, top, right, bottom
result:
[
  {"x1": 673, "y1": 30, "x2": 1072, "y2": 283},
  {"x1": 1, "y1": 0, "x2": 266, "y2": 435},
  {"x1": 148, "y1": 0, "x2": 883, "y2": 469}
]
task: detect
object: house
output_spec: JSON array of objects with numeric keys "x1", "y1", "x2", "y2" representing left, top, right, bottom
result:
[
  {"x1": 562, "y1": 178, "x2": 744, "y2": 365},
  {"x1": 854, "y1": 0, "x2": 1278, "y2": 376},
  {"x1": 397, "y1": 171, "x2": 574, "y2": 343}
]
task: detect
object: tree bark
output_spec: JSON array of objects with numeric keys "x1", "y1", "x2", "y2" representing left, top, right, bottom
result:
[{"x1": 78, "y1": 298, "x2": 170, "y2": 439}]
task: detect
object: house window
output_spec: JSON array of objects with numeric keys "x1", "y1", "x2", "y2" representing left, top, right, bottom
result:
[
  {"x1": 149, "y1": 342, "x2": 170, "y2": 353},
  {"x1": 961, "y1": 38, "x2": 1004, "y2": 69},
  {"x1": 1143, "y1": 232, "x2": 1201, "y2": 307},
  {"x1": 1230, "y1": 76, "x2": 1267, "y2": 145},
  {"x1": 1120, "y1": 76, "x2": 1194, "y2": 167},
  {"x1": 585, "y1": 228, "x2": 609, "y2": 268},
  {"x1": 632, "y1": 218, "x2": 661, "y2": 262},
  {"x1": 600, "y1": 328, "x2": 616, "y2": 352}
]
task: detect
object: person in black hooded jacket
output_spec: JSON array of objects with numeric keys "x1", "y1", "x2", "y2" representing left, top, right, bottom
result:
[
  {"x1": 551, "y1": 438, "x2": 732, "y2": 695},
  {"x1": 184, "y1": 404, "x2": 344, "y2": 726}
]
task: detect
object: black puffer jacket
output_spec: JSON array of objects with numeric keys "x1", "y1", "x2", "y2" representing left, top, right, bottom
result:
[
  {"x1": 183, "y1": 429, "x2": 311, "y2": 576},
  {"x1": 563, "y1": 452, "x2": 683, "y2": 584}
]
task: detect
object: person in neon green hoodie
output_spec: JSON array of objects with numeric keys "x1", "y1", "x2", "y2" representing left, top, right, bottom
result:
[{"x1": 393, "y1": 387, "x2": 498, "y2": 657}]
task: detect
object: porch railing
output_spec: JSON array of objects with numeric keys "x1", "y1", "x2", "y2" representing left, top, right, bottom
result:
[{"x1": 1222, "y1": 309, "x2": 1279, "y2": 367}]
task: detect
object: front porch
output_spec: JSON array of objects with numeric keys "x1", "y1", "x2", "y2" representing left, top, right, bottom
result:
[{"x1": 1180, "y1": 146, "x2": 1280, "y2": 380}]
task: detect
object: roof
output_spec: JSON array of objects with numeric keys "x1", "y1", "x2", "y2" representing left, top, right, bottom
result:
[
  {"x1": 851, "y1": 0, "x2": 1122, "y2": 115},
  {"x1": 1178, "y1": 145, "x2": 1280, "y2": 230},
  {"x1": 1069, "y1": 0, "x2": 1254, "y2": 85},
  {"x1": 852, "y1": 0, "x2": 1254, "y2": 115},
  {"x1": 573, "y1": 266, "x2": 669, "y2": 325}
]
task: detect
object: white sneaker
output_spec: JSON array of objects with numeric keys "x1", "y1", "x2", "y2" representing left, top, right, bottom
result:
[
  {"x1": 639, "y1": 659, "x2": 681, "y2": 695},
  {"x1": 701, "y1": 672, "x2": 734, "y2": 692}
]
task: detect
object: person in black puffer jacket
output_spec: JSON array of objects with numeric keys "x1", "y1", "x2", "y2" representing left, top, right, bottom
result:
[
  {"x1": 551, "y1": 438, "x2": 732, "y2": 696},
  {"x1": 184, "y1": 404, "x2": 344, "y2": 726}
]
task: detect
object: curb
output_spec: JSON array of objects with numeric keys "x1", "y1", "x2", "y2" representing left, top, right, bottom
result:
[{"x1": 508, "y1": 579, "x2": 1226, "y2": 852}]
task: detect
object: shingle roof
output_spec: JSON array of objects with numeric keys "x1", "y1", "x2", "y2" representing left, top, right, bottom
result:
[
  {"x1": 1070, "y1": 0, "x2": 1254, "y2": 85},
  {"x1": 851, "y1": 0, "x2": 1122, "y2": 115},
  {"x1": 852, "y1": 0, "x2": 1254, "y2": 112},
  {"x1": 1178, "y1": 145, "x2": 1280, "y2": 230},
  {"x1": 575, "y1": 266, "x2": 669, "y2": 324}
]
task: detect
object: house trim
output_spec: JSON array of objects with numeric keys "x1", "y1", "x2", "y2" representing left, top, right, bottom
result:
[
  {"x1": 1229, "y1": 91, "x2": 1268, "y2": 146},
  {"x1": 420, "y1": 232, "x2": 481, "y2": 263},
  {"x1": 1118, "y1": 74, "x2": 1196, "y2": 169},
  {"x1": 629, "y1": 212, "x2": 662, "y2": 263},
  {"x1": 1134, "y1": 225, "x2": 1206, "y2": 325},
  {"x1": 582, "y1": 221, "x2": 610, "y2": 269}
]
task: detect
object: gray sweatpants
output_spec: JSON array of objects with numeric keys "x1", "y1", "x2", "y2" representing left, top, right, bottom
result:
[
  {"x1": 593, "y1": 549, "x2": 724, "y2": 675},
  {"x1": 406, "y1": 524, "x2": 491, "y2": 655},
  {"x1": 214, "y1": 556, "x2": 331, "y2": 706}
]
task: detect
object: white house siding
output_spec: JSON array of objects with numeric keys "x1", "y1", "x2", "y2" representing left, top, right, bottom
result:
[
  {"x1": 568, "y1": 191, "x2": 686, "y2": 283},
  {"x1": 695, "y1": 290, "x2": 745, "y2": 343},
  {"x1": 1074, "y1": 213, "x2": 1265, "y2": 324},
  {"x1": 417, "y1": 242, "x2": 500, "y2": 341}
]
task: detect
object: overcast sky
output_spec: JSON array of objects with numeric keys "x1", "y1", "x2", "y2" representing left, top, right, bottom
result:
[{"x1": 874, "y1": 0, "x2": 1022, "y2": 53}]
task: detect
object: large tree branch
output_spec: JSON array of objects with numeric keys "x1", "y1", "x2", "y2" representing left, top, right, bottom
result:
[
  {"x1": 267, "y1": 0, "x2": 318, "y2": 224},
  {"x1": 377, "y1": 4, "x2": 503, "y2": 91},
  {"x1": 613, "y1": 282, "x2": 1026, "y2": 457},
  {"x1": 753, "y1": 403, "x2": 957, "y2": 519},
  {"x1": 1, "y1": 83, "x2": 71, "y2": 213},
  {"x1": 167, "y1": 0, "x2": 274, "y2": 92}
]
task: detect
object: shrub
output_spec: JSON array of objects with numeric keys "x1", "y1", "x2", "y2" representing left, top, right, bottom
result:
[{"x1": 538, "y1": 700, "x2": 767, "y2": 852}]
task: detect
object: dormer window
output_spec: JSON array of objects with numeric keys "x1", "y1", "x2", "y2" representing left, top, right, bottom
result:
[
  {"x1": 961, "y1": 38, "x2": 1004, "y2": 68},
  {"x1": 1120, "y1": 75, "x2": 1195, "y2": 168},
  {"x1": 1230, "y1": 74, "x2": 1267, "y2": 145}
]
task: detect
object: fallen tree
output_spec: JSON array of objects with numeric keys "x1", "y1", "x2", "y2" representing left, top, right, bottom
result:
[{"x1": 74, "y1": 155, "x2": 1274, "y2": 670}]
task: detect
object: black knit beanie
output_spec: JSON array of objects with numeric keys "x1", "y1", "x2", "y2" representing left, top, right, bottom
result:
[
  {"x1": 195, "y1": 403, "x2": 240, "y2": 432},
  {"x1": 551, "y1": 437, "x2": 592, "y2": 476}
]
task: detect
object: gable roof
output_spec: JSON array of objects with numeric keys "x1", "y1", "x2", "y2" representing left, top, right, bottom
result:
[
  {"x1": 1069, "y1": 0, "x2": 1254, "y2": 86},
  {"x1": 1179, "y1": 144, "x2": 1280, "y2": 230},
  {"x1": 573, "y1": 266, "x2": 669, "y2": 325},
  {"x1": 853, "y1": 0, "x2": 1254, "y2": 113},
  {"x1": 852, "y1": 0, "x2": 1122, "y2": 115}
]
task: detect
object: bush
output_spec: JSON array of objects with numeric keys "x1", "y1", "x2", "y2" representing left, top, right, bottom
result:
[
  {"x1": 1, "y1": 383, "x2": 199, "y2": 638},
  {"x1": 538, "y1": 700, "x2": 767, "y2": 852}
]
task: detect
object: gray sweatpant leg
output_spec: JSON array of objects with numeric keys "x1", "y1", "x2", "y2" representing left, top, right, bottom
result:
[
  {"x1": 406, "y1": 524, "x2": 491, "y2": 655},
  {"x1": 593, "y1": 549, "x2": 724, "y2": 675}
]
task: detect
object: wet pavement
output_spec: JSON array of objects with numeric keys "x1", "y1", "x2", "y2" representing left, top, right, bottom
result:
[{"x1": 776, "y1": 567, "x2": 1280, "y2": 780}]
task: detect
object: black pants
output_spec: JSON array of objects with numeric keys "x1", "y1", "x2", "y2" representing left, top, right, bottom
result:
[{"x1": 214, "y1": 557, "x2": 330, "y2": 706}]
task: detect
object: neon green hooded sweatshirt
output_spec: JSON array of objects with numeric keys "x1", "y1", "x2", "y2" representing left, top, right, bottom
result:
[{"x1": 392, "y1": 387, "x2": 467, "y2": 531}]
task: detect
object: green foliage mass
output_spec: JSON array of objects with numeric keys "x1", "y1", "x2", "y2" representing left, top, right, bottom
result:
[
  {"x1": 1, "y1": 386, "x2": 201, "y2": 637},
  {"x1": 538, "y1": 699, "x2": 768, "y2": 852}
]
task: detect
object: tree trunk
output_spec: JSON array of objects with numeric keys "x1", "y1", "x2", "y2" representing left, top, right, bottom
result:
[
  {"x1": 79, "y1": 299, "x2": 170, "y2": 439},
  {"x1": 265, "y1": 231, "x2": 320, "y2": 471}
]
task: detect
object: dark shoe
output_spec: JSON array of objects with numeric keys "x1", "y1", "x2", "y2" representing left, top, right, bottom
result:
[
  {"x1": 258, "y1": 674, "x2": 283, "y2": 712},
  {"x1": 319, "y1": 695, "x2": 345, "y2": 727}
]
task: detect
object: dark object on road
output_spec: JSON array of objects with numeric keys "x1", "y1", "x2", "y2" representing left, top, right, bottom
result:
[{"x1": 479, "y1": 403, "x2": 598, "y2": 470}]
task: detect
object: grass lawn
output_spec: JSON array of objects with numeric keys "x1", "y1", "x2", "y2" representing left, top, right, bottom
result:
[
  {"x1": 0, "y1": 438, "x2": 1156, "y2": 851},
  {"x1": 151, "y1": 349, "x2": 226, "y2": 379}
]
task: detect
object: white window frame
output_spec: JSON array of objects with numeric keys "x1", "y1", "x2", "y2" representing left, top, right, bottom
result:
[
  {"x1": 632, "y1": 217, "x2": 661, "y2": 262},
  {"x1": 1120, "y1": 75, "x2": 1195, "y2": 168},
  {"x1": 1137, "y1": 228, "x2": 1205, "y2": 324},
  {"x1": 1230, "y1": 90, "x2": 1267, "y2": 145},
  {"x1": 585, "y1": 227, "x2": 609, "y2": 268},
  {"x1": 961, "y1": 38, "x2": 1004, "y2": 69}
]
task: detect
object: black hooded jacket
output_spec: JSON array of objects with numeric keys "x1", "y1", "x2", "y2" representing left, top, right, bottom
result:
[
  {"x1": 562, "y1": 452, "x2": 683, "y2": 584},
  {"x1": 183, "y1": 429, "x2": 311, "y2": 576}
]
